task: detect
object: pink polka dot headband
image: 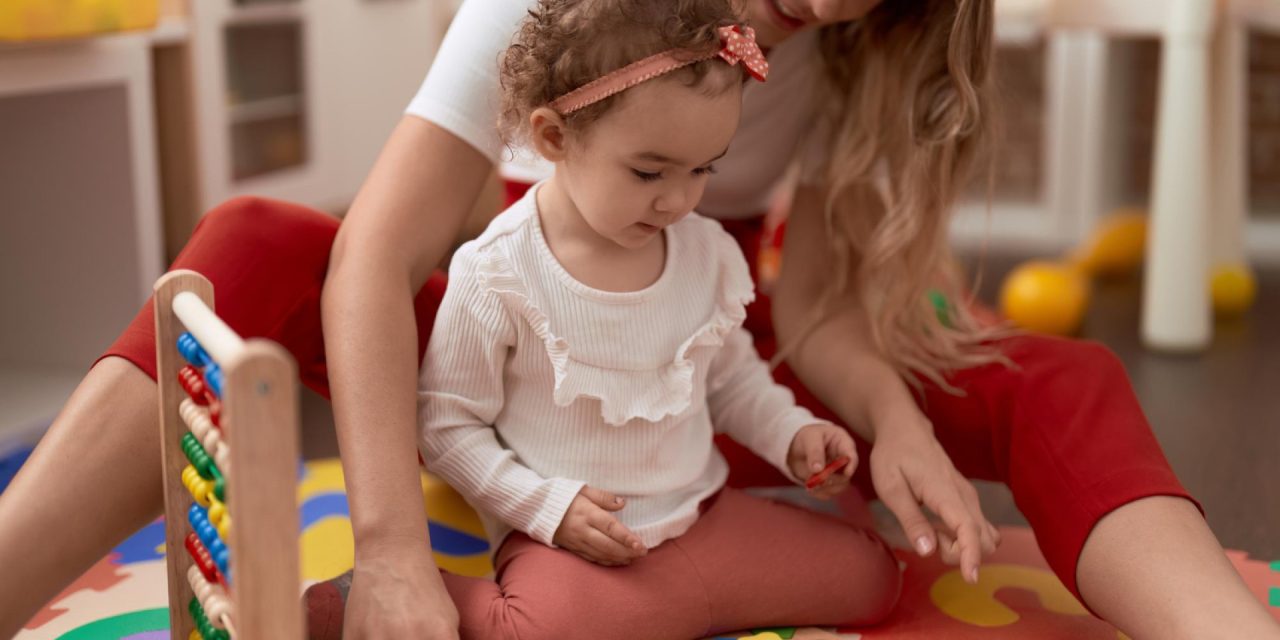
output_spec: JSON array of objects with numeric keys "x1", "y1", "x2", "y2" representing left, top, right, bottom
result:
[{"x1": 548, "y1": 24, "x2": 769, "y2": 116}]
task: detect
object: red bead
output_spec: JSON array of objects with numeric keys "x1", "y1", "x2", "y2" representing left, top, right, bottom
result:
[
  {"x1": 185, "y1": 531, "x2": 219, "y2": 583},
  {"x1": 178, "y1": 366, "x2": 210, "y2": 406},
  {"x1": 207, "y1": 398, "x2": 222, "y2": 429}
]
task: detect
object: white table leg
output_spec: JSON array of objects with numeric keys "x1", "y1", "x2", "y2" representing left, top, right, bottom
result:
[
  {"x1": 1209, "y1": 17, "x2": 1248, "y2": 268},
  {"x1": 1141, "y1": 0, "x2": 1216, "y2": 351}
]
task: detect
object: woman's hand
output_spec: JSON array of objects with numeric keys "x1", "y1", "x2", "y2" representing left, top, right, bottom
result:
[
  {"x1": 787, "y1": 423, "x2": 858, "y2": 499},
  {"x1": 552, "y1": 486, "x2": 647, "y2": 566},
  {"x1": 343, "y1": 541, "x2": 460, "y2": 639},
  {"x1": 869, "y1": 410, "x2": 1000, "y2": 584}
]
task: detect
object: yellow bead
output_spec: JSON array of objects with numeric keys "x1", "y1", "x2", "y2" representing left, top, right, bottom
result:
[
  {"x1": 218, "y1": 516, "x2": 231, "y2": 541},
  {"x1": 208, "y1": 500, "x2": 225, "y2": 526},
  {"x1": 189, "y1": 628, "x2": 203, "y2": 640},
  {"x1": 999, "y1": 261, "x2": 1091, "y2": 336},
  {"x1": 1211, "y1": 263, "x2": 1257, "y2": 317}
]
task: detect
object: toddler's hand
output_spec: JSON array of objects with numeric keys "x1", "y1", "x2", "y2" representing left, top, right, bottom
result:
[
  {"x1": 552, "y1": 486, "x2": 647, "y2": 566},
  {"x1": 788, "y1": 423, "x2": 858, "y2": 500}
]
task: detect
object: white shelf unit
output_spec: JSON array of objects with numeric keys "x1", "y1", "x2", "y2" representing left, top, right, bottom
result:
[
  {"x1": 0, "y1": 34, "x2": 164, "y2": 446},
  {"x1": 181, "y1": 0, "x2": 445, "y2": 216}
]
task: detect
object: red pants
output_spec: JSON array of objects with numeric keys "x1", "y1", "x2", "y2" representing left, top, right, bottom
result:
[
  {"x1": 102, "y1": 195, "x2": 1197, "y2": 602},
  {"x1": 443, "y1": 488, "x2": 899, "y2": 639}
]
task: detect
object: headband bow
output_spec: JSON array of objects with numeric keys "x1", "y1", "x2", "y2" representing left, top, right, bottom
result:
[{"x1": 716, "y1": 25, "x2": 768, "y2": 83}]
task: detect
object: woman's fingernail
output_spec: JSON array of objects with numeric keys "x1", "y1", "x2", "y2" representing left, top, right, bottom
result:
[
  {"x1": 915, "y1": 536, "x2": 934, "y2": 555},
  {"x1": 968, "y1": 568, "x2": 980, "y2": 584}
]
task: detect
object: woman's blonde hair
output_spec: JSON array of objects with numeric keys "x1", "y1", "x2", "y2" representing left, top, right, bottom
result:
[
  {"x1": 803, "y1": 0, "x2": 1007, "y2": 389},
  {"x1": 498, "y1": 0, "x2": 742, "y2": 146}
]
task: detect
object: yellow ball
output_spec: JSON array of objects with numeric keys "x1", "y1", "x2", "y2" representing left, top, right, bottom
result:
[
  {"x1": 999, "y1": 261, "x2": 1090, "y2": 335},
  {"x1": 1210, "y1": 263, "x2": 1257, "y2": 317},
  {"x1": 1072, "y1": 209, "x2": 1147, "y2": 277}
]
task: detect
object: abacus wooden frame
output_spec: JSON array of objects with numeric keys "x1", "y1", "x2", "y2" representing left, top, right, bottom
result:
[{"x1": 153, "y1": 269, "x2": 304, "y2": 640}]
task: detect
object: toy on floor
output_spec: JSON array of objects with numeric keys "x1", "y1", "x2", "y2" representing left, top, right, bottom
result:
[
  {"x1": 153, "y1": 270, "x2": 305, "y2": 640},
  {"x1": 998, "y1": 261, "x2": 1091, "y2": 336},
  {"x1": 1210, "y1": 262, "x2": 1258, "y2": 317},
  {"x1": 999, "y1": 208, "x2": 1258, "y2": 336}
]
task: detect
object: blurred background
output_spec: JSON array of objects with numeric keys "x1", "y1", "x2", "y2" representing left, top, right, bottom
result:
[{"x1": 0, "y1": 0, "x2": 1276, "y2": 565}]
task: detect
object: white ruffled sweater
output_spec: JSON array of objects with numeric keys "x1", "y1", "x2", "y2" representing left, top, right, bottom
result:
[{"x1": 418, "y1": 184, "x2": 824, "y2": 552}]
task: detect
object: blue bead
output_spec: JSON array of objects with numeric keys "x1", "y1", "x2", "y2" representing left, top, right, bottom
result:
[{"x1": 204, "y1": 365, "x2": 224, "y2": 397}]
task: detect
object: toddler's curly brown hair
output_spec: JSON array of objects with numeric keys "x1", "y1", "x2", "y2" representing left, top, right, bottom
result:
[{"x1": 498, "y1": 0, "x2": 745, "y2": 146}]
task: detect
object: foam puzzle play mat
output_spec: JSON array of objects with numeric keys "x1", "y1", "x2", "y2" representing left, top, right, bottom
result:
[{"x1": 18, "y1": 459, "x2": 1280, "y2": 639}]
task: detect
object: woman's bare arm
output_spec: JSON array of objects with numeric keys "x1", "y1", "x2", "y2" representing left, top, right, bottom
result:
[
  {"x1": 321, "y1": 116, "x2": 493, "y2": 636},
  {"x1": 773, "y1": 183, "x2": 997, "y2": 583},
  {"x1": 772, "y1": 184, "x2": 921, "y2": 441}
]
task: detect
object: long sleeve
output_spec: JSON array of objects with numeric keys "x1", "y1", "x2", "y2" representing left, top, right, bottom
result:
[
  {"x1": 706, "y1": 326, "x2": 824, "y2": 484},
  {"x1": 418, "y1": 249, "x2": 584, "y2": 546}
]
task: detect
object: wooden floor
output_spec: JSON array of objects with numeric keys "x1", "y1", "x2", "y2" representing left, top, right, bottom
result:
[
  {"x1": 966, "y1": 254, "x2": 1279, "y2": 562},
  {"x1": 299, "y1": 255, "x2": 1280, "y2": 561}
]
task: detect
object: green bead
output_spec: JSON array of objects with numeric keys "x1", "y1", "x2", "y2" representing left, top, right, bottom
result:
[{"x1": 213, "y1": 475, "x2": 226, "y2": 502}]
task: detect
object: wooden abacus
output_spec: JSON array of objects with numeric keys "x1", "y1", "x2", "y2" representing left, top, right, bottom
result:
[{"x1": 153, "y1": 269, "x2": 304, "y2": 639}]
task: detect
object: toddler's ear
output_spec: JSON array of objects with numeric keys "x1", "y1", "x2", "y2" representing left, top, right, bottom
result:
[{"x1": 529, "y1": 107, "x2": 570, "y2": 162}]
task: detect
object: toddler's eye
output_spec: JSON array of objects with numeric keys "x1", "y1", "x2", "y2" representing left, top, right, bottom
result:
[
  {"x1": 693, "y1": 165, "x2": 717, "y2": 176},
  {"x1": 631, "y1": 169, "x2": 661, "y2": 182}
]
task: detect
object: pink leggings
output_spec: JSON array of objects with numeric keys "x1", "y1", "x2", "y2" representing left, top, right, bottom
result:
[{"x1": 439, "y1": 488, "x2": 901, "y2": 640}]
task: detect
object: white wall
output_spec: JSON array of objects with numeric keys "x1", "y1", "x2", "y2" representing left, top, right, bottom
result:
[{"x1": 315, "y1": 0, "x2": 452, "y2": 210}]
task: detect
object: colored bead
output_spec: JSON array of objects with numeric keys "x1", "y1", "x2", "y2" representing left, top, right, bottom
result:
[
  {"x1": 208, "y1": 500, "x2": 224, "y2": 525},
  {"x1": 178, "y1": 365, "x2": 210, "y2": 406},
  {"x1": 213, "y1": 475, "x2": 226, "y2": 502},
  {"x1": 217, "y1": 515, "x2": 231, "y2": 540},
  {"x1": 189, "y1": 629, "x2": 203, "y2": 640},
  {"x1": 178, "y1": 333, "x2": 210, "y2": 368},
  {"x1": 204, "y1": 365, "x2": 224, "y2": 397},
  {"x1": 185, "y1": 532, "x2": 219, "y2": 583}
]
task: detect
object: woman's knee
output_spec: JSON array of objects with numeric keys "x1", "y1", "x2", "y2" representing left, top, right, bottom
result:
[{"x1": 190, "y1": 196, "x2": 339, "y2": 270}]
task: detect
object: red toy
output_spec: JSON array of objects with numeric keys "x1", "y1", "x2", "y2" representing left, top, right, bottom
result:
[{"x1": 805, "y1": 456, "x2": 851, "y2": 490}]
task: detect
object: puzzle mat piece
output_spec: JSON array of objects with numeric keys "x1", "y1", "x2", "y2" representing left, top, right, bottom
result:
[
  {"x1": 22, "y1": 460, "x2": 1279, "y2": 639},
  {"x1": 18, "y1": 561, "x2": 168, "y2": 639}
]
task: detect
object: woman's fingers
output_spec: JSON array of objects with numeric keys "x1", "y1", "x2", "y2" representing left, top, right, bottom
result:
[
  {"x1": 953, "y1": 475, "x2": 999, "y2": 557},
  {"x1": 933, "y1": 495, "x2": 982, "y2": 584},
  {"x1": 878, "y1": 472, "x2": 937, "y2": 557}
]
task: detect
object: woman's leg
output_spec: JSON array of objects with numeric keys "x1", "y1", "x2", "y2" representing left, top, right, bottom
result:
[
  {"x1": 0, "y1": 196, "x2": 392, "y2": 636},
  {"x1": 438, "y1": 489, "x2": 900, "y2": 640},
  {"x1": 0, "y1": 357, "x2": 160, "y2": 639},
  {"x1": 1078, "y1": 496, "x2": 1280, "y2": 638},
  {"x1": 918, "y1": 335, "x2": 1279, "y2": 639}
]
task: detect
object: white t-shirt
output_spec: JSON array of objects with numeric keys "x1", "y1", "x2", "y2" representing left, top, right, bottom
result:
[
  {"x1": 419, "y1": 183, "x2": 819, "y2": 552},
  {"x1": 407, "y1": 0, "x2": 824, "y2": 219}
]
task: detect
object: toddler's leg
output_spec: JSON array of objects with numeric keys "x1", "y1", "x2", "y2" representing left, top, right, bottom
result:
[
  {"x1": 441, "y1": 533, "x2": 710, "y2": 640},
  {"x1": 677, "y1": 488, "x2": 901, "y2": 635}
]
